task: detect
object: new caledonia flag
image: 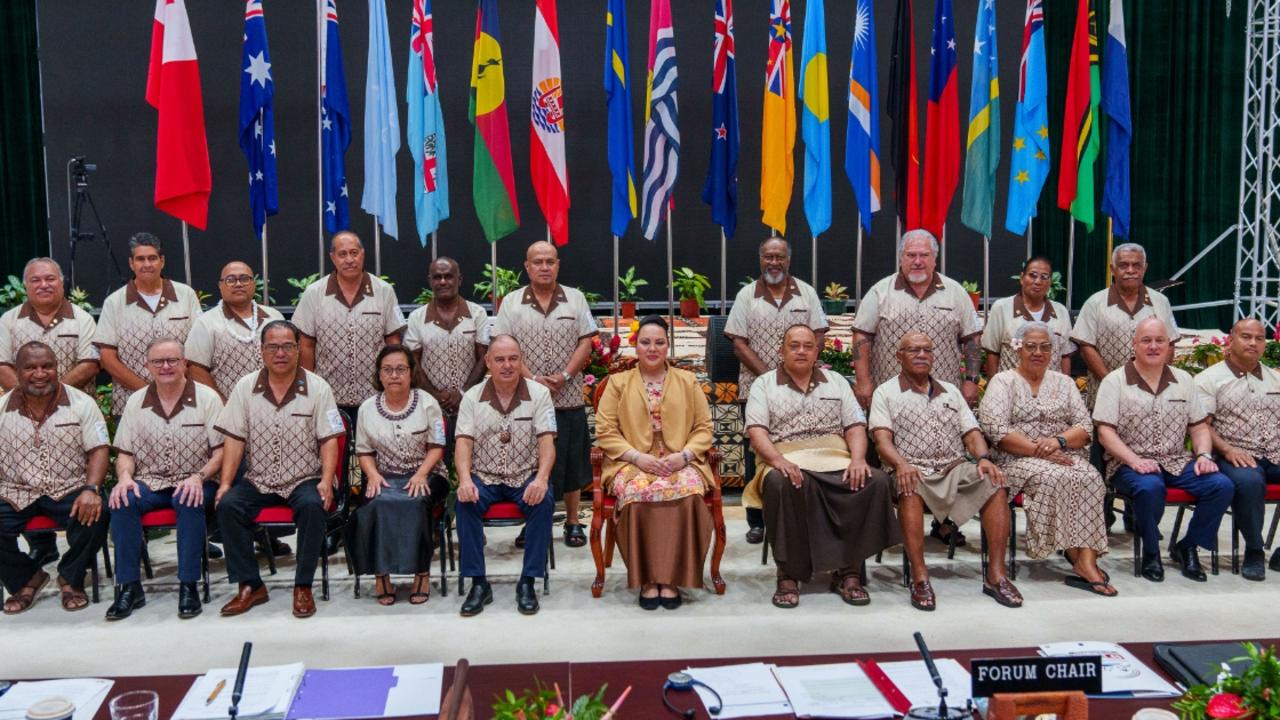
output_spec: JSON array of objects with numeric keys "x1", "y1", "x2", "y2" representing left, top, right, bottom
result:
[
  {"x1": 470, "y1": 0, "x2": 519, "y2": 242},
  {"x1": 702, "y1": 0, "x2": 739, "y2": 240}
]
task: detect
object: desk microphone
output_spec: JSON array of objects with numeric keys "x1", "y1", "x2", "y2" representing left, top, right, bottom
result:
[
  {"x1": 228, "y1": 642, "x2": 253, "y2": 720},
  {"x1": 905, "y1": 632, "x2": 971, "y2": 720}
]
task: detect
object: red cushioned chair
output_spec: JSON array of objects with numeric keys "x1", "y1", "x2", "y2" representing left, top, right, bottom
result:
[
  {"x1": 1115, "y1": 487, "x2": 1219, "y2": 577},
  {"x1": 1232, "y1": 484, "x2": 1280, "y2": 574},
  {"x1": 0, "y1": 514, "x2": 106, "y2": 605},
  {"x1": 453, "y1": 500, "x2": 555, "y2": 595},
  {"x1": 137, "y1": 508, "x2": 212, "y2": 603}
]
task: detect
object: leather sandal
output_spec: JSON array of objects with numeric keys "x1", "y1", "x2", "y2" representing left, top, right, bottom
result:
[
  {"x1": 57, "y1": 575, "x2": 89, "y2": 612},
  {"x1": 409, "y1": 573, "x2": 431, "y2": 605},
  {"x1": 771, "y1": 578, "x2": 800, "y2": 609},
  {"x1": 909, "y1": 580, "x2": 936, "y2": 612},
  {"x1": 930, "y1": 519, "x2": 967, "y2": 546},
  {"x1": 982, "y1": 577, "x2": 1024, "y2": 608},
  {"x1": 830, "y1": 571, "x2": 870, "y2": 606},
  {"x1": 374, "y1": 575, "x2": 396, "y2": 606},
  {"x1": 2, "y1": 569, "x2": 49, "y2": 615},
  {"x1": 563, "y1": 523, "x2": 587, "y2": 548}
]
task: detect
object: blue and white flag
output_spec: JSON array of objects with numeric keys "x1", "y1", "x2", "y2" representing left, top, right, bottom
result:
[
  {"x1": 701, "y1": 0, "x2": 738, "y2": 239},
  {"x1": 238, "y1": 0, "x2": 277, "y2": 240},
  {"x1": 321, "y1": 0, "x2": 351, "y2": 233},
  {"x1": 640, "y1": 0, "x2": 680, "y2": 241},
  {"x1": 845, "y1": 0, "x2": 880, "y2": 233},
  {"x1": 1101, "y1": 0, "x2": 1131, "y2": 238},
  {"x1": 407, "y1": 0, "x2": 448, "y2": 244},
  {"x1": 362, "y1": 0, "x2": 399, "y2": 238}
]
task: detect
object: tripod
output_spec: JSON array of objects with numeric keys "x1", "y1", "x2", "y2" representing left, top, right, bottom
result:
[{"x1": 66, "y1": 156, "x2": 122, "y2": 289}]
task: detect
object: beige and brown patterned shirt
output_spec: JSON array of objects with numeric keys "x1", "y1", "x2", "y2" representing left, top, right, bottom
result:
[
  {"x1": 355, "y1": 389, "x2": 447, "y2": 476},
  {"x1": 492, "y1": 284, "x2": 597, "y2": 409},
  {"x1": 456, "y1": 378, "x2": 557, "y2": 487},
  {"x1": 744, "y1": 368, "x2": 864, "y2": 445},
  {"x1": 1070, "y1": 285, "x2": 1178, "y2": 405},
  {"x1": 853, "y1": 272, "x2": 981, "y2": 388},
  {"x1": 868, "y1": 374, "x2": 980, "y2": 476},
  {"x1": 94, "y1": 279, "x2": 203, "y2": 415},
  {"x1": 185, "y1": 302, "x2": 284, "y2": 395},
  {"x1": 403, "y1": 300, "x2": 490, "y2": 397},
  {"x1": 0, "y1": 300, "x2": 99, "y2": 390},
  {"x1": 291, "y1": 273, "x2": 406, "y2": 407},
  {"x1": 980, "y1": 295, "x2": 1075, "y2": 374},
  {"x1": 1194, "y1": 359, "x2": 1280, "y2": 462},
  {"x1": 113, "y1": 380, "x2": 224, "y2": 492},
  {"x1": 978, "y1": 369, "x2": 1092, "y2": 461},
  {"x1": 723, "y1": 276, "x2": 829, "y2": 401},
  {"x1": 215, "y1": 368, "x2": 346, "y2": 496},
  {"x1": 1093, "y1": 362, "x2": 1206, "y2": 479},
  {"x1": 0, "y1": 384, "x2": 109, "y2": 511}
]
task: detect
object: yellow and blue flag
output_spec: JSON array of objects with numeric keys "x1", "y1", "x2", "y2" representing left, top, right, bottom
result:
[
  {"x1": 799, "y1": 0, "x2": 831, "y2": 237},
  {"x1": 604, "y1": 0, "x2": 637, "y2": 238},
  {"x1": 761, "y1": 0, "x2": 795, "y2": 235},
  {"x1": 845, "y1": 0, "x2": 880, "y2": 233},
  {"x1": 1004, "y1": 0, "x2": 1049, "y2": 235},
  {"x1": 960, "y1": 0, "x2": 999, "y2": 237}
]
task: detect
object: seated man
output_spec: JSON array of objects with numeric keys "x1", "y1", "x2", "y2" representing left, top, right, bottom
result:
[
  {"x1": 454, "y1": 335, "x2": 556, "y2": 617},
  {"x1": 1097, "y1": 317, "x2": 1233, "y2": 582},
  {"x1": 746, "y1": 325, "x2": 900, "y2": 609},
  {"x1": 106, "y1": 338, "x2": 224, "y2": 620},
  {"x1": 870, "y1": 332, "x2": 1018, "y2": 611},
  {"x1": 0, "y1": 342, "x2": 109, "y2": 614},
  {"x1": 214, "y1": 321, "x2": 344, "y2": 618}
]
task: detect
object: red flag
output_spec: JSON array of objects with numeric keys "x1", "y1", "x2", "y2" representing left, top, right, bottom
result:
[
  {"x1": 530, "y1": 0, "x2": 569, "y2": 245},
  {"x1": 886, "y1": 0, "x2": 921, "y2": 230},
  {"x1": 921, "y1": 0, "x2": 959, "y2": 238},
  {"x1": 146, "y1": 0, "x2": 211, "y2": 230},
  {"x1": 1057, "y1": 0, "x2": 1090, "y2": 211}
]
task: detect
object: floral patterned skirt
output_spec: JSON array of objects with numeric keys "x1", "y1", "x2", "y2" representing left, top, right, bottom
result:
[{"x1": 610, "y1": 436, "x2": 706, "y2": 512}]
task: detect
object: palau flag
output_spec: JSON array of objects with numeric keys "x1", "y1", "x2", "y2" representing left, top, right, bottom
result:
[
  {"x1": 239, "y1": 0, "x2": 278, "y2": 241},
  {"x1": 1004, "y1": 0, "x2": 1049, "y2": 236},
  {"x1": 640, "y1": 0, "x2": 680, "y2": 241},
  {"x1": 604, "y1": 0, "x2": 638, "y2": 239},
  {"x1": 1100, "y1": 0, "x2": 1131, "y2": 238},
  {"x1": 470, "y1": 0, "x2": 519, "y2": 242},
  {"x1": 922, "y1": 0, "x2": 959, "y2": 238},
  {"x1": 701, "y1": 0, "x2": 739, "y2": 240},
  {"x1": 362, "y1": 0, "x2": 399, "y2": 239},
  {"x1": 799, "y1": 0, "x2": 831, "y2": 238},
  {"x1": 845, "y1": 0, "x2": 880, "y2": 234},
  {"x1": 320, "y1": 0, "x2": 351, "y2": 233},
  {"x1": 761, "y1": 0, "x2": 796, "y2": 235},
  {"x1": 1058, "y1": 0, "x2": 1100, "y2": 231},
  {"x1": 407, "y1": 0, "x2": 449, "y2": 245},
  {"x1": 960, "y1": 0, "x2": 1000, "y2": 237}
]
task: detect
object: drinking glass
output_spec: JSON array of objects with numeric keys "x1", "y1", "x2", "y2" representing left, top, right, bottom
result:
[{"x1": 108, "y1": 690, "x2": 158, "y2": 720}]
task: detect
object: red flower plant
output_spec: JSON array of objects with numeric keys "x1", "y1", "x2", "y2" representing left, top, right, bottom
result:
[{"x1": 1206, "y1": 692, "x2": 1248, "y2": 719}]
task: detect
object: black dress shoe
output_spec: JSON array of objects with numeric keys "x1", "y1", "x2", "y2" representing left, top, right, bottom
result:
[
  {"x1": 460, "y1": 580, "x2": 493, "y2": 617},
  {"x1": 516, "y1": 577, "x2": 539, "y2": 615},
  {"x1": 178, "y1": 582, "x2": 202, "y2": 618},
  {"x1": 659, "y1": 592, "x2": 682, "y2": 610},
  {"x1": 638, "y1": 593, "x2": 660, "y2": 610},
  {"x1": 1141, "y1": 554, "x2": 1164, "y2": 582},
  {"x1": 206, "y1": 542, "x2": 224, "y2": 560},
  {"x1": 1241, "y1": 550, "x2": 1266, "y2": 582},
  {"x1": 1271, "y1": 547, "x2": 1280, "y2": 572},
  {"x1": 104, "y1": 582, "x2": 146, "y2": 621},
  {"x1": 323, "y1": 535, "x2": 340, "y2": 557},
  {"x1": 745, "y1": 527, "x2": 765, "y2": 544},
  {"x1": 27, "y1": 541, "x2": 60, "y2": 567},
  {"x1": 1172, "y1": 543, "x2": 1207, "y2": 582},
  {"x1": 514, "y1": 527, "x2": 526, "y2": 549}
]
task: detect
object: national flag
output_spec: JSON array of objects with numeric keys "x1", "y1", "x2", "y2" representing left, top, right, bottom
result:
[
  {"x1": 1004, "y1": 0, "x2": 1050, "y2": 235},
  {"x1": 320, "y1": 0, "x2": 351, "y2": 233},
  {"x1": 640, "y1": 0, "x2": 680, "y2": 241},
  {"x1": 960, "y1": 0, "x2": 1000, "y2": 237},
  {"x1": 407, "y1": 0, "x2": 449, "y2": 245},
  {"x1": 531, "y1": 0, "x2": 570, "y2": 245},
  {"x1": 761, "y1": 0, "x2": 796, "y2": 235},
  {"x1": 604, "y1": 0, "x2": 638, "y2": 238},
  {"x1": 146, "y1": 0, "x2": 212, "y2": 230},
  {"x1": 799, "y1": 0, "x2": 831, "y2": 238},
  {"x1": 1058, "y1": 0, "x2": 1100, "y2": 231},
  {"x1": 470, "y1": 0, "x2": 520, "y2": 242},
  {"x1": 362, "y1": 0, "x2": 399, "y2": 239},
  {"x1": 886, "y1": 0, "x2": 921, "y2": 229},
  {"x1": 701, "y1": 0, "x2": 739, "y2": 239},
  {"x1": 845, "y1": 0, "x2": 881, "y2": 233},
  {"x1": 922, "y1": 0, "x2": 959, "y2": 238},
  {"x1": 1101, "y1": 0, "x2": 1131, "y2": 238},
  {"x1": 239, "y1": 0, "x2": 277, "y2": 241}
]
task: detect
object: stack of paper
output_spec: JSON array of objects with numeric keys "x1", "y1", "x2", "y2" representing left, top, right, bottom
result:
[
  {"x1": 683, "y1": 663, "x2": 791, "y2": 719},
  {"x1": 172, "y1": 663, "x2": 306, "y2": 720},
  {"x1": 772, "y1": 663, "x2": 896, "y2": 719},
  {"x1": 1038, "y1": 641, "x2": 1181, "y2": 698},
  {"x1": 0, "y1": 679, "x2": 113, "y2": 720},
  {"x1": 873, "y1": 659, "x2": 973, "y2": 711},
  {"x1": 284, "y1": 664, "x2": 444, "y2": 720}
]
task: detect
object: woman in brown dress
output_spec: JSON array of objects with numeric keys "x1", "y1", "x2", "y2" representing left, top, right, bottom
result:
[
  {"x1": 594, "y1": 316, "x2": 714, "y2": 610},
  {"x1": 978, "y1": 322, "x2": 1116, "y2": 596}
]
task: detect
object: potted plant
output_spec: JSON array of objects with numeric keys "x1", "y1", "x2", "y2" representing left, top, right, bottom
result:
[
  {"x1": 473, "y1": 264, "x2": 523, "y2": 312},
  {"x1": 413, "y1": 287, "x2": 433, "y2": 305},
  {"x1": 819, "y1": 337, "x2": 855, "y2": 380},
  {"x1": 671, "y1": 267, "x2": 711, "y2": 319},
  {"x1": 1172, "y1": 642, "x2": 1279, "y2": 719},
  {"x1": 492, "y1": 681, "x2": 629, "y2": 720},
  {"x1": 1008, "y1": 269, "x2": 1068, "y2": 300},
  {"x1": 960, "y1": 280, "x2": 981, "y2": 311},
  {"x1": 822, "y1": 282, "x2": 849, "y2": 316},
  {"x1": 617, "y1": 266, "x2": 648, "y2": 319}
]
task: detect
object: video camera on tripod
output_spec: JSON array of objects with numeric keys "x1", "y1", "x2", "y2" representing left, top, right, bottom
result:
[{"x1": 66, "y1": 155, "x2": 123, "y2": 288}]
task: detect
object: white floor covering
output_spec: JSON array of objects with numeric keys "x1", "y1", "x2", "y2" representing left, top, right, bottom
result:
[{"x1": 3, "y1": 506, "x2": 1277, "y2": 680}]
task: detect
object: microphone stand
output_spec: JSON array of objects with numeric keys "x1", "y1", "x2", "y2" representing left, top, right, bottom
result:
[
  {"x1": 914, "y1": 632, "x2": 949, "y2": 719},
  {"x1": 228, "y1": 642, "x2": 253, "y2": 720}
]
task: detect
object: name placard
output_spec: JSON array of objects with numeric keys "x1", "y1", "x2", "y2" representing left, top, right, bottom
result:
[{"x1": 970, "y1": 656, "x2": 1103, "y2": 697}]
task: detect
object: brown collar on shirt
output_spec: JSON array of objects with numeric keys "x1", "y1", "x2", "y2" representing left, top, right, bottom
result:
[
  {"x1": 520, "y1": 284, "x2": 568, "y2": 316},
  {"x1": 140, "y1": 380, "x2": 198, "y2": 421},
  {"x1": 893, "y1": 271, "x2": 946, "y2": 301},
  {"x1": 17, "y1": 300, "x2": 75, "y2": 331},
  {"x1": 1224, "y1": 356, "x2": 1265, "y2": 380},
  {"x1": 898, "y1": 373, "x2": 945, "y2": 399},
  {"x1": 1124, "y1": 361, "x2": 1176, "y2": 396},
  {"x1": 425, "y1": 299, "x2": 473, "y2": 332},
  {"x1": 478, "y1": 377, "x2": 531, "y2": 414},
  {"x1": 252, "y1": 366, "x2": 309, "y2": 409},
  {"x1": 325, "y1": 272, "x2": 374, "y2": 310},
  {"x1": 781, "y1": 367, "x2": 828, "y2": 394},
  {"x1": 124, "y1": 279, "x2": 180, "y2": 314},
  {"x1": 3, "y1": 383, "x2": 71, "y2": 421},
  {"x1": 221, "y1": 301, "x2": 271, "y2": 330},
  {"x1": 1106, "y1": 284, "x2": 1154, "y2": 319},
  {"x1": 753, "y1": 276, "x2": 801, "y2": 308},
  {"x1": 1012, "y1": 293, "x2": 1057, "y2": 321}
]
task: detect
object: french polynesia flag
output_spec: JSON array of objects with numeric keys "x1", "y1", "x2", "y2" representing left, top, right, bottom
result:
[{"x1": 146, "y1": 0, "x2": 212, "y2": 230}]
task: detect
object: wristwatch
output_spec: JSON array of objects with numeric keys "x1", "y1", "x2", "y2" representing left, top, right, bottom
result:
[
  {"x1": 977, "y1": 452, "x2": 992, "y2": 463},
  {"x1": 1055, "y1": 435, "x2": 1068, "y2": 451},
  {"x1": 1196, "y1": 452, "x2": 1213, "y2": 461},
  {"x1": 560, "y1": 370, "x2": 572, "y2": 383},
  {"x1": 964, "y1": 374, "x2": 981, "y2": 384}
]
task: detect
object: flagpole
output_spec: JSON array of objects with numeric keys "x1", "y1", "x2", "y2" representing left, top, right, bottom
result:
[
  {"x1": 1026, "y1": 225, "x2": 1033, "y2": 260},
  {"x1": 261, "y1": 223, "x2": 271, "y2": 305},
  {"x1": 612, "y1": 234, "x2": 620, "y2": 329},
  {"x1": 1105, "y1": 217, "x2": 1114, "y2": 287},
  {"x1": 316, "y1": 0, "x2": 325, "y2": 275},
  {"x1": 490, "y1": 242, "x2": 498, "y2": 311},
  {"x1": 811, "y1": 235, "x2": 818, "y2": 289},
  {"x1": 855, "y1": 224, "x2": 864, "y2": 302},
  {"x1": 373, "y1": 224, "x2": 382, "y2": 276},
  {"x1": 181, "y1": 221, "x2": 192, "y2": 286},
  {"x1": 667, "y1": 219, "x2": 675, "y2": 358},
  {"x1": 430, "y1": 231, "x2": 437, "y2": 261},
  {"x1": 719, "y1": 228, "x2": 727, "y2": 314},
  {"x1": 1066, "y1": 220, "x2": 1076, "y2": 309},
  {"x1": 940, "y1": 225, "x2": 947, "y2": 275},
  {"x1": 982, "y1": 235, "x2": 990, "y2": 311}
]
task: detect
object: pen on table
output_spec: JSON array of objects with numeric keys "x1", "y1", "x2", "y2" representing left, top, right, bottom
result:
[{"x1": 206, "y1": 678, "x2": 227, "y2": 706}]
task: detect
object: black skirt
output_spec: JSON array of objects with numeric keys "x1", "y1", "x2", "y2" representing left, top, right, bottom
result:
[{"x1": 350, "y1": 474, "x2": 449, "y2": 575}]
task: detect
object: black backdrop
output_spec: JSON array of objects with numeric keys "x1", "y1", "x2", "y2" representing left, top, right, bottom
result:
[{"x1": 39, "y1": 0, "x2": 1031, "y2": 307}]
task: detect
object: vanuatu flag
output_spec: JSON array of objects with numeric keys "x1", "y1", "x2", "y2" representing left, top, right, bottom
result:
[
  {"x1": 1058, "y1": 0, "x2": 1100, "y2": 231},
  {"x1": 470, "y1": 0, "x2": 519, "y2": 242}
]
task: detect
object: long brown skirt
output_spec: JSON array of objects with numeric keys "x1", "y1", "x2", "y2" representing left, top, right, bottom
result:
[
  {"x1": 616, "y1": 495, "x2": 713, "y2": 589},
  {"x1": 762, "y1": 467, "x2": 902, "y2": 582}
]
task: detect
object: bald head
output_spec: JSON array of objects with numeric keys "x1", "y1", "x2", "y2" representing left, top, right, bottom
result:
[
  {"x1": 525, "y1": 241, "x2": 560, "y2": 289},
  {"x1": 1132, "y1": 317, "x2": 1171, "y2": 369},
  {"x1": 898, "y1": 331, "x2": 932, "y2": 351},
  {"x1": 526, "y1": 241, "x2": 558, "y2": 261},
  {"x1": 1134, "y1": 316, "x2": 1167, "y2": 340},
  {"x1": 783, "y1": 324, "x2": 817, "y2": 345},
  {"x1": 1233, "y1": 318, "x2": 1267, "y2": 337},
  {"x1": 485, "y1": 334, "x2": 524, "y2": 385},
  {"x1": 487, "y1": 334, "x2": 521, "y2": 355},
  {"x1": 1228, "y1": 317, "x2": 1269, "y2": 368}
]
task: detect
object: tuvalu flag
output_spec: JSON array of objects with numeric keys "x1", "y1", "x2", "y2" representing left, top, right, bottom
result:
[
  {"x1": 407, "y1": 0, "x2": 449, "y2": 245},
  {"x1": 799, "y1": 0, "x2": 831, "y2": 238},
  {"x1": 702, "y1": 0, "x2": 739, "y2": 239},
  {"x1": 470, "y1": 0, "x2": 519, "y2": 242},
  {"x1": 1058, "y1": 0, "x2": 1100, "y2": 231},
  {"x1": 922, "y1": 0, "x2": 959, "y2": 238},
  {"x1": 761, "y1": 0, "x2": 796, "y2": 235},
  {"x1": 845, "y1": 0, "x2": 880, "y2": 234},
  {"x1": 1100, "y1": 0, "x2": 1131, "y2": 238},
  {"x1": 886, "y1": 0, "x2": 920, "y2": 230},
  {"x1": 639, "y1": 0, "x2": 680, "y2": 241},
  {"x1": 147, "y1": 0, "x2": 212, "y2": 230},
  {"x1": 604, "y1": 0, "x2": 638, "y2": 238},
  {"x1": 960, "y1": 0, "x2": 1000, "y2": 237},
  {"x1": 1004, "y1": 0, "x2": 1049, "y2": 236},
  {"x1": 531, "y1": 0, "x2": 569, "y2": 246}
]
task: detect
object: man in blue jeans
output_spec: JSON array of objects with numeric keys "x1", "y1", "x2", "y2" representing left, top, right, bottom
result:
[
  {"x1": 454, "y1": 335, "x2": 556, "y2": 617},
  {"x1": 1194, "y1": 318, "x2": 1280, "y2": 580},
  {"x1": 1096, "y1": 317, "x2": 1233, "y2": 582}
]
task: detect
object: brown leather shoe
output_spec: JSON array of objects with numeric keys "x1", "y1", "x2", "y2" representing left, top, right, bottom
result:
[
  {"x1": 292, "y1": 586, "x2": 316, "y2": 618},
  {"x1": 220, "y1": 584, "x2": 268, "y2": 616}
]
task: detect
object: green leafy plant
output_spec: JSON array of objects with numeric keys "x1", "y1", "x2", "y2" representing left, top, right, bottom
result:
[
  {"x1": 196, "y1": 289, "x2": 213, "y2": 307},
  {"x1": 617, "y1": 266, "x2": 649, "y2": 301},
  {"x1": 820, "y1": 337, "x2": 855, "y2": 376},
  {"x1": 413, "y1": 287, "x2": 434, "y2": 305},
  {"x1": 473, "y1": 264, "x2": 523, "y2": 302},
  {"x1": 254, "y1": 275, "x2": 274, "y2": 305},
  {"x1": 1172, "y1": 642, "x2": 1280, "y2": 719},
  {"x1": 960, "y1": 280, "x2": 980, "y2": 294},
  {"x1": 581, "y1": 289, "x2": 604, "y2": 305},
  {"x1": 491, "y1": 680, "x2": 613, "y2": 720},
  {"x1": 740, "y1": 275, "x2": 756, "y2": 288},
  {"x1": 1008, "y1": 270, "x2": 1067, "y2": 300},
  {"x1": 287, "y1": 273, "x2": 322, "y2": 305},
  {"x1": 0, "y1": 275, "x2": 94, "y2": 312},
  {"x1": 671, "y1": 267, "x2": 711, "y2": 306},
  {"x1": 67, "y1": 287, "x2": 93, "y2": 312},
  {"x1": 823, "y1": 282, "x2": 849, "y2": 302}
]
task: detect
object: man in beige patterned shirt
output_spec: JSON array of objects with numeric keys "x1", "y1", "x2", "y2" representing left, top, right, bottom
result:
[
  {"x1": 186, "y1": 260, "x2": 283, "y2": 398},
  {"x1": 0, "y1": 258, "x2": 99, "y2": 393}
]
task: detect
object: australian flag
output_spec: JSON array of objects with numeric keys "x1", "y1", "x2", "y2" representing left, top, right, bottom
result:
[
  {"x1": 701, "y1": 0, "x2": 738, "y2": 239},
  {"x1": 321, "y1": 0, "x2": 351, "y2": 232},
  {"x1": 239, "y1": 0, "x2": 277, "y2": 240}
]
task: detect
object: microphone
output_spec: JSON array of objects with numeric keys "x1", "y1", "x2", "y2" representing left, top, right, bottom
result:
[
  {"x1": 913, "y1": 632, "x2": 947, "y2": 718},
  {"x1": 228, "y1": 641, "x2": 253, "y2": 720}
]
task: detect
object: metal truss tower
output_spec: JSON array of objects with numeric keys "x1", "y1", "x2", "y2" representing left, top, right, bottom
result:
[{"x1": 1236, "y1": 0, "x2": 1280, "y2": 326}]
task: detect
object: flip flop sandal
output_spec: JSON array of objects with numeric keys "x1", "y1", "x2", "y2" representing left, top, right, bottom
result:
[
  {"x1": 2, "y1": 571, "x2": 49, "y2": 615},
  {"x1": 982, "y1": 578, "x2": 1024, "y2": 608},
  {"x1": 1064, "y1": 575, "x2": 1118, "y2": 597},
  {"x1": 771, "y1": 579, "x2": 800, "y2": 609},
  {"x1": 1063, "y1": 550, "x2": 1111, "y2": 583},
  {"x1": 409, "y1": 575, "x2": 431, "y2": 605},
  {"x1": 563, "y1": 523, "x2": 587, "y2": 548},
  {"x1": 910, "y1": 580, "x2": 936, "y2": 612},
  {"x1": 830, "y1": 572, "x2": 871, "y2": 606},
  {"x1": 375, "y1": 577, "x2": 396, "y2": 606}
]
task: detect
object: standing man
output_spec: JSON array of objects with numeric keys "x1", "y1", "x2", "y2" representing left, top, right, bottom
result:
[
  {"x1": 492, "y1": 241, "x2": 596, "y2": 548},
  {"x1": 186, "y1": 260, "x2": 283, "y2": 399},
  {"x1": 94, "y1": 233, "x2": 203, "y2": 418},
  {"x1": 0, "y1": 342, "x2": 109, "y2": 614},
  {"x1": 725, "y1": 238, "x2": 829, "y2": 544},
  {"x1": 214, "y1": 321, "x2": 345, "y2": 618}
]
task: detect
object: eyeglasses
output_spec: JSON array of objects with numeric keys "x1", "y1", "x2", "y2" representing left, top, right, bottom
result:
[
  {"x1": 902, "y1": 346, "x2": 935, "y2": 355},
  {"x1": 263, "y1": 342, "x2": 298, "y2": 354},
  {"x1": 1023, "y1": 271, "x2": 1052, "y2": 281},
  {"x1": 760, "y1": 254, "x2": 789, "y2": 262},
  {"x1": 221, "y1": 274, "x2": 254, "y2": 286},
  {"x1": 380, "y1": 366, "x2": 411, "y2": 376},
  {"x1": 1021, "y1": 342, "x2": 1055, "y2": 353},
  {"x1": 148, "y1": 357, "x2": 182, "y2": 367}
]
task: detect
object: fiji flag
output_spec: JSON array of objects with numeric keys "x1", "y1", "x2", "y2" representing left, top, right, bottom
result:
[
  {"x1": 845, "y1": 0, "x2": 880, "y2": 234},
  {"x1": 239, "y1": 0, "x2": 277, "y2": 240},
  {"x1": 799, "y1": 0, "x2": 831, "y2": 238},
  {"x1": 701, "y1": 0, "x2": 738, "y2": 239},
  {"x1": 407, "y1": 0, "x2": 449, "y2": 245},
  {"x1": 321, "y1": 0, "x2": 351, "y2": 233},
  {"x1": 1004, "y1": 0, "x2": 1050, "y2": 236}
]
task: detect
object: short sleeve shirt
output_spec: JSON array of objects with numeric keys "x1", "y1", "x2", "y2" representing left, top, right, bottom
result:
[
  {"x1": 355, "y1": 389, "x2": 447, "y2": 476},
  {"x1": 0, "y1": 385, "x2": 109, "y2": 511},
  {"x1": 978, "y1": 370, "x2": 1092, "y2": 455},
  {"x1": 215, "y1": 368, "x2": 346, "y2": 496},
  {"x1": 723, "y1": 277, "x2": 830, "y2": 401},
  {"x1": 744, "y1": 368, "x2": 864, "y2": 445},
  {"x1": 853, "y1": 272, "x2": 981, "y2": 388},
  {"x1": 94, "y1": 279, "x2": 203, "y2": 415},
  {"x1": 1070, "y1": 285, "x2": 1178, "y2": 404},
  {"x1": 1194, "y1": 359, "x2": 1280, "y2": 461},
  {"x1": 184, "y1": 302, "x2": 284, "y2": 396},
  {"x1": 980, "y1": 295, "x2": 1075, "y2": 374},
  {"x1": 492, "y1": 285, "x2": 598, "y2": 409},
  {"x1": 456, "y1": 378, "x2": 557, "y2": 487},
  {"x1": 1092, "y1": 363, "x2": 1206, "y2": 478},
  {"x1": 403, "y1": 300, "x2": 490, "y2": 398},
  {"x1": 0, "y1": 300, "x2": 99, "y2": 390},
  {"x1": 113, "y1": 381, "x2": 224, "y2": 491},
  {"x1": 291, "y1": 273, "x2": 406, "y2": 407},
  {"x1": 868, "y1": 375, "x2": 980, "y2": 476}
]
